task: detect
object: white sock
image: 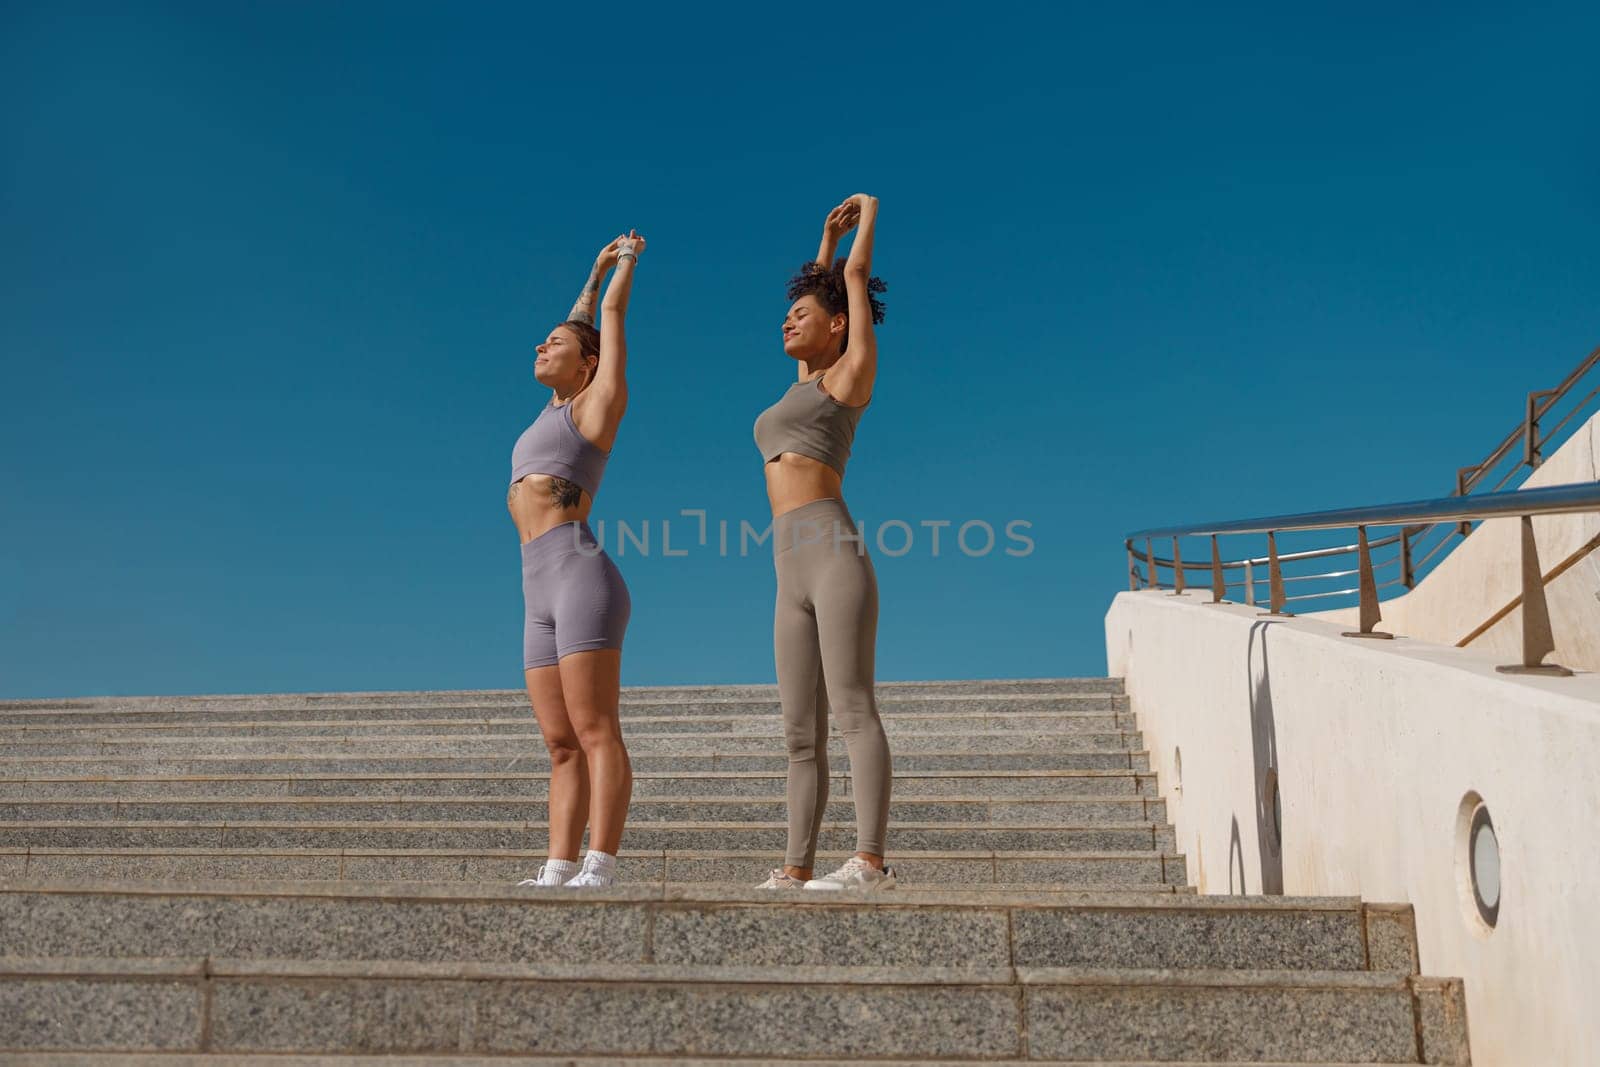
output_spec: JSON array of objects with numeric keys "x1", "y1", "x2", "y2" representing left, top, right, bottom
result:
[
  {"x1": 582, "y1": 849, "x2": 617, "y2": 875},
  {"x1": 546, "y1": 858, "x2": 579, "y2": 878}
]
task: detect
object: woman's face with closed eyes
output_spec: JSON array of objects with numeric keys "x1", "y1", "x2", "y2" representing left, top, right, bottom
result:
[
  {"x1": 534, "y1": 326, "x2": 594, "y2": 386},
  {"x1": 781, "y1": 295, "x2": 845, "y2": 360}
]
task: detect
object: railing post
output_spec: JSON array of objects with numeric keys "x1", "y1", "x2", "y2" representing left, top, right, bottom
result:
[
  {"x1": 1126, "y1": 541, "x2": 1139, "y2": 591},
  {"x1": 1342, "y1": 525, "x2": 1392, "y2": 639},
  {"x1": 1496, "y1": 515, "x2": 1572, "y2": 676},
  {"x1": 1400, "y1": 526, "x2": 1416, "y2": 589},
  {"x1": 1525, "y1": 389, "x2": 1558, "y2": 470},
  {"x1": 1243, "y1": 560, "x2": 1256, "y2": 606},
  {"x1": 1455, "y1": 466, "x2": 1476, "y2": 536},
  {"x1": 1260, "y1": 532, "x2": 1293, "y2": 617},
  {"x1": 1209, "y1": 534, "x2": 1227, "y2": 604},
  {"x1": 1171, "y1": 537, "x2": 1185, "y2": 595},
  {"x1": 1146, "y1": 537, "x2": 1157, "y2": 591}
]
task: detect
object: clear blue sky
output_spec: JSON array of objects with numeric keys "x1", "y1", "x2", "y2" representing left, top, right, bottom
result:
[{"x1": 3, "y1": 2, "x2": 1596, "y2": 697}]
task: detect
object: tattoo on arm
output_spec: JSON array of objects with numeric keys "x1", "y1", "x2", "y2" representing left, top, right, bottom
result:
[{"x1": 568, "y1": 269, "x2": 602, "y2": 325}]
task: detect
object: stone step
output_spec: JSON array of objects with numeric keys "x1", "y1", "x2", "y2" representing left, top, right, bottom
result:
[
  {"x1": 0, "y1": 709, "x2": 1136, "y2": 740},
  {"x1": 0, "y1": 1056, "x2": 1441, "y2": 1067},
  {"x1": 0, "y1": 677, "x2": 1125, "y2": 713},
  {"x1": 806, "y1": 882, "x2": 1197, "y2": 895},
  {"x1": 0, "y1": 956, "x2": 1467, "y2": 1062},
  {"x1": 0, "y1": 749, "x2": 1152, "y2": 775},
  {"x1": 0, "y1": 691, "x2": 1131, "y2": 727},
  {"x1": 0, "y1": 729, "x2": 1146, "y2": 759},
  {"x1": 0, "y1": 1056, "x2": 1428, "y2": 1067},
  {"x1": 0, "y1": 820, "x2": 1177, "y2": 853},
  {"x1": 0, "y1": 795, "x2": 1168, "y2": 826},
  {"x1": 0, "y1": 769, "x2": 1160, "y2": 800},
  {"x1": 0, "y1": 881, "x2": 1417, "y2": 974},
  {"x1": 0, "y1": 847, "x2": 1189, "y2": 886}
]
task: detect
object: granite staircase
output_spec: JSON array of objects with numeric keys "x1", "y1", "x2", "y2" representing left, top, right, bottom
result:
[{"x1": 0, "y1": 678, "x2": 1470, "y2": 1063}]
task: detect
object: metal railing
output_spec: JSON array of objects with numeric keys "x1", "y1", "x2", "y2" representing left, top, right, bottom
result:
[
  {"x1": 1118, "y1": 342, "x2": 1599, "y2": 672},
  {"x1": 1124, "y1": 480, "x2": 1600, "y2": 676},
  {"x1": 1399, "y1": 343, "x2": 1600, "y2": 583}
]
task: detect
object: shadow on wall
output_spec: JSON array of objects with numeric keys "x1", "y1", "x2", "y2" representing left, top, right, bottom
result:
[
  {"x1": 1247, "y1": 621, "x2": 1285, "y2": 895},
  {"x1": 1228, "y1": 816, "x2": 1246, "y2": 894}
]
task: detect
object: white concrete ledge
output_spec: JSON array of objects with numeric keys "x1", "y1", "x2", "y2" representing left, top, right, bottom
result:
[{"x1": 1105, "y1": 589, "x2": 1600, "y2": 1067}]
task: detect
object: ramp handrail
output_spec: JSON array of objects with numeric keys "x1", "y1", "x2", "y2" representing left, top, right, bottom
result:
[
  {"x1": 1124, "y1": 480, "x2": 1600, "y2": 676},
  {"x1": 1402, "y1": 342, "x2": 1600, "y2": 581}
]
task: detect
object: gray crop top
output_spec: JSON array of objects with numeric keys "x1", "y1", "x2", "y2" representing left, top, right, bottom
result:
[
  {"x1": 510, "y1": 397, "x2": 611, "y2": 498},
  {"x1": 753, "y1": 372, "x2": 868, "y2": 475}
]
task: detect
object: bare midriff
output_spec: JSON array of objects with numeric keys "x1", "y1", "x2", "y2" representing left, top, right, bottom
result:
[
  {"x1": 507, "y1": 475, "x2": 594, "y2": 544},
  {"x1": 764, "y1": 452, "x2": 846, "y2": 519}
]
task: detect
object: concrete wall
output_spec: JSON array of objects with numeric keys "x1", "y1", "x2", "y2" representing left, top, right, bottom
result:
[
  {"x1": 1106, "y1": 590, "x2": 1600, "y2": 1067},
  {"x1": 1314, "y1": 411, "x2": 1600, "y2": 671}
]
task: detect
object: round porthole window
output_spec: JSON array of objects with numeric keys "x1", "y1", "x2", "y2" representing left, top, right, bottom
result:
[
  {"x1": 1470, "y1": 805, "x2": 1501, "y2": 927},
  {"x1": 1456, "y1": 791, "x2": 1501, "y2": 935}
]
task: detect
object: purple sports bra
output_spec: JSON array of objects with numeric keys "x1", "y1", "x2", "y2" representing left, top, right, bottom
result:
[{"x1": 510, "y1": 397, "x2": 611, "y2": 498}]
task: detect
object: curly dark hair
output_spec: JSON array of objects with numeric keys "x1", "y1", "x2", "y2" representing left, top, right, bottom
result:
[{"x1": 786, "y1": 258, "x2": 887, "y2": 353}]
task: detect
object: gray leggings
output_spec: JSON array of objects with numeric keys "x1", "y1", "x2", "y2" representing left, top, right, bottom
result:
[{"x1": 771, "y1": 497, "x2": 892, "y2": 867}]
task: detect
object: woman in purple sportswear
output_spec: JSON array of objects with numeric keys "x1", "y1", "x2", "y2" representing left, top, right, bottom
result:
[{"x1": 507, "y1": 231, "x2": 643, "y2": 889}]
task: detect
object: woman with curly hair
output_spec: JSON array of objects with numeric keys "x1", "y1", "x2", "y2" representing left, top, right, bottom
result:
[
  {"x1": 508, "y1": 230, "x2": 644, "y2": 889},
  {"x1": 752, "y1": 194, "x2": 895, "y2": 891}
]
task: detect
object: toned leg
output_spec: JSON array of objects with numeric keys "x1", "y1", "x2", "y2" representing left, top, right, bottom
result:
[
  {"x1": 559, "y1": 648, "x2": 630, "y2": 855},
  {"x1": 813, "y1": 531, "x2": 890, "y2": 867},
  {"x1": 775, "y1": 570, "x2": 829, "y2": 878},
  {"x1": 524, "y1": 664, "x2": 586, "y2": 862}
]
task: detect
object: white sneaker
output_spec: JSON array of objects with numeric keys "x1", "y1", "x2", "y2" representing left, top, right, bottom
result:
[
  {"x1": 566, "y1": 852, "x2": 618, "y2": 888},
  {"x1": 803, "y1": 857, "x2": 897, "y2": 892},
  {"x1": 567, "y1": 867, "x2": 616, "y2": 888},
  {"x1": 755, "y1": 868, "x2": 805, "y2": 890},
  {"x1": 516, "y1": 862, "x2": 576, "y2": 888}
]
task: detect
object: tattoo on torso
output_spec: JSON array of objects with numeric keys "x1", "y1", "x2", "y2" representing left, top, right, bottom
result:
[
  {"x1": 507, "y1": 476, "x2": 583, "y2": 511},
  {"x1": 548, "y1": 477, "x2": 583, "y2": 509}
]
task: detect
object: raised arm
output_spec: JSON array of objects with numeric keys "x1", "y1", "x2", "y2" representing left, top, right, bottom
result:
[
  {"x1": 815, "y1": 200, "x2": 860, "y2": 267},
  {"x1": 572, "y1": 230, "x2": 643, "y2": 449},
  {"x1": 566, "y1": 236, "x2": 624, "y2": 325},
  {"x1": 803, "y1": 201, "x2": 863, "y2": 380},
  {"x1": 822, "y1": 194, "x2": 879, "y2": 407}
]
